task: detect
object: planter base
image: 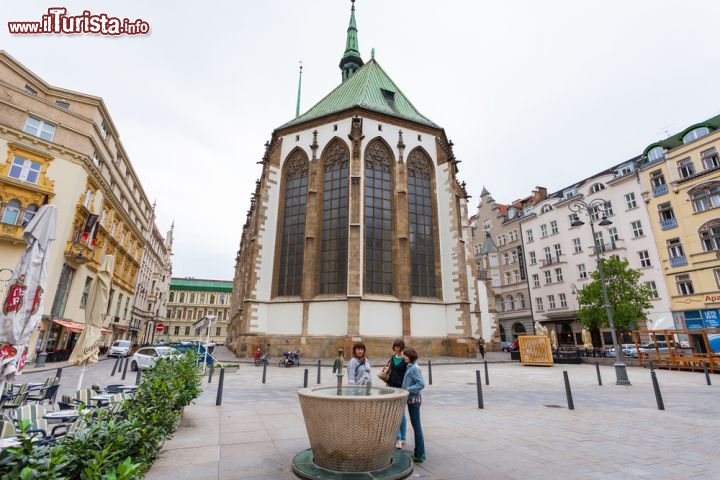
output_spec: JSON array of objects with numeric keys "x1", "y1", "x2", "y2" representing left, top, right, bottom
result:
[{"x1": 291, "y1": 448, "x2": 413, "y2": 480}]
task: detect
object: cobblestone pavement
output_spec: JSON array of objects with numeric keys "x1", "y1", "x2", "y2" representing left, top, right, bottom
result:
[{"x1": 145, "y1": 361, "x2": 719, "y2": 480}]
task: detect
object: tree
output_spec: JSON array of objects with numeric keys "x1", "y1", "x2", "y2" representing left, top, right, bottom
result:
[{"x1": 577, "y1": 257, "x2": 653, "y2": 334}]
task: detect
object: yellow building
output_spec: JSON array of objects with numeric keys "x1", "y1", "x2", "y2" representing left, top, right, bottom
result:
[
  {"x1": 639, "y1": 114, "x2": 720, "y2": 330},
  {"x1": 161, "y1": 278, "x2": 232, "y2": 345},
  {"x1": 0, "y1": 51, "x2": 157, "y2": 361}
]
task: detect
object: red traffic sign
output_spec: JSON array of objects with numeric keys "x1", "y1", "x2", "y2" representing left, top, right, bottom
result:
[{"x1": 155, "y1": 323, "x2": 164, "y2": 333}]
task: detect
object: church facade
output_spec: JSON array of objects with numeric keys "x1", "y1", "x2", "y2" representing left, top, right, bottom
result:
[{"x1": 227, "y1": 3, "x2": 485, "y2": 358}]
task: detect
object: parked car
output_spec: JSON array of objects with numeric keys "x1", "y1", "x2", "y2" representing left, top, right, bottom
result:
[
  {"x1": 632, "y1": 341, "x2": 677, "y2": 357},
  {"x1": 606, "y1": 344, "x2": 637, "y2": 358},
  {"x1": 501, "y1": 342, "x2": 512, "y2": 352},
  {"x1": 108, "y1": 340, "x2": 132, "y2": 357},
  {"x1": 130, "y1": 346, "x2": 173, "y2": 371}
]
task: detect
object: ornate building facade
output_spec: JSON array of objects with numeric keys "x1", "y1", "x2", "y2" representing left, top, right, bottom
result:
[
  {"x1": 0, "y1": 51, "x2": 164, "y2": 361},
  {"x1": 228, "y1": 3, "x2": 484, "y2": 358}
]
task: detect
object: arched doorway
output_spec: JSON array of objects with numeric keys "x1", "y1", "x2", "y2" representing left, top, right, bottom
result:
[{"x1": 512, "y1": 322, "x2": 526, "y2": 339}]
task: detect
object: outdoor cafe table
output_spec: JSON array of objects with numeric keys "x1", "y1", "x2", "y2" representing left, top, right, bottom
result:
[
  {"x1": 0, "y1": 438, "x2": 20, "y2": 451},
  {"x1": 90, "y1": 395, "x2": 112, "y2": 406},
  {"x1": 43, "y1": 410, "x2": 79, "y2": 422}
]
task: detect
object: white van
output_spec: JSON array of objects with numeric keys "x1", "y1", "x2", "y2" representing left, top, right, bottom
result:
[{"x1": 108, "y1": 340, "x2": 131, "y2": 357}]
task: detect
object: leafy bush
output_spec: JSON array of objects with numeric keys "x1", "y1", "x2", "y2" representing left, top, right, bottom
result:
[{"x1": 0, "y1": 351, "x2": 202, "y2": 479}]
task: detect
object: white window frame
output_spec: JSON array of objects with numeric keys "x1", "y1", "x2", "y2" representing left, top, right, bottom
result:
[
  {"x1": 532, "y1": 274, "x2": 540, "y2": 288},
  {"x1": 631, "y1": 221, "x2": 644, "y2": 238},
  {"x1": 573, "y1": 238, "x2": 582, "y2": 253},
  {"x1": 682, "y1": 127, "x2": 709, "y2": 144},
  {"x1": 625, "y1": 192, "x2": 637, "y2": 210},
  {"x1": 578, "y1": 264, "x2": 587, "y2": 279},
  {"x1": 638, "y1": 250, "x2": 651, "y2": 268},
  {"x1": 645, "y1": 281, "x2": 659, "y2": 299},
  {"x1": 529, "y1": 251, "x2": 536, "y2": 265},
  {"x1": 526, "y1": 229, "x2": 534, "y2": 243},
  {"x1": 23, "y1": 116, "x2": 56, "y2": 141},
  {"x1": 559, "y1": 293, "x2": 567, "y2": 308},
  {"x1": 548, "y1": 295, "x2": 556, "y2": 310},
  {"x1": 555, "y1": 268, "x2": 563, "y2": 283},
  {"x1": 535, "y1": 297, "x2": 544, "y2": 311},
  {"x1": 8, "y1": 156, "x2": 42, "y2": 184},
  {"x1": 544, "y1": 270, "x2": 552, "y2": 284},
  {"x1": 550, "y1": 221, "x2": 558, "y2": 235}
]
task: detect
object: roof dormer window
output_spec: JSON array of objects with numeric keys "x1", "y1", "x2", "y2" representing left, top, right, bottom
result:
[
  {"x1": 56, "y1": 100, "x2": 70, "y2": 110},
  {"x1": 381, "y1": 89, "x2": 397, "y2": 111},
  {"x1": 24, "y1": 85, "x2": 38, "y2": 96},
  {"x1": 683, "y1": 127, "x2": 709, "y2": 144},
  {"x1": 647, "y1": 146, "x2": 665, "y2": 162},
  {"x1": 589, "y1": 183, "x2": 605, "y2": 194},
  {"x1": 541, "y1": 204, "x2": 553, "y2": 213}
]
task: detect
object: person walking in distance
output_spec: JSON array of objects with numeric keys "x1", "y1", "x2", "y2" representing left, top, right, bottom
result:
[
  {"x1": 477, "y1": 337, "x2": 486, "y2": 359},
  {"x1": 347, "y1": 342, "x2": 371, "y2": 385},
  {"x1": 401, "y1": 347, "x2": 426, "y2": 463},
  {"x1": 387, "y1": 339, "x2": 408, "y2": 449}
]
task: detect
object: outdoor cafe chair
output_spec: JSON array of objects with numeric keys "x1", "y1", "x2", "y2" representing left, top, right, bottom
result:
[
  {"x1": 0, "y1": 420, "x2": 14, "y2": 439},
  {"x1": 27, "y1": 377, "x2": 60, "y2": 406},
  {"x1": 0, "y1": 384, "x2": 29, "y2": 418},
  {"x1": 14, "y1": 405, "x2": 72, "y2": 441},
  {"x1": 73, "y1": 388, "x2": 100, "y2": 408}
]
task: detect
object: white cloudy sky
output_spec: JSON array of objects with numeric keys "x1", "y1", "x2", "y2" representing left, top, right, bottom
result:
[{"x1": 3, "y1": 0, "x2": 720, "y2": 280}]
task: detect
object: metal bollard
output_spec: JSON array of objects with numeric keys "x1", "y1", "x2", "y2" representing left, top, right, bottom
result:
[
  {"x1": 216, "y1": 368, "x2": 225, "y2": 406},
  {"x1": 428, "y1": 360, "x2": 433, "y2": 386},
  {"x1": 649, "y1": 360, "x2": 654, "y2": 371},
  {"x1": 303, "y1": 369, "x2": 308, "y2": 388},
  {"x1": 208, "y1": 365, "x2": 214, "y2": 384},
  {"x1": 484, "y1": 360, "x2": 489, "y2": 386},
  {"x1": 703, "y1": 363, "x2": 711, "y2": 386},
  {"x1": 121, "y1": 355, "x2": 130, "y2": 380},
  {"x1": 56, "y1": 367, "x2": 63, "y2": 380},
  {"x1": 262, "y1": 361, "x2": 267, "y2": 384},
  {"x1": 563, "y1": 371, "x2": 574, "y2": 410},
  {"x1": 135, "y1": 367, "x2": 142, "y2": 385},
  {"x1": 595, "y1": 361, "x2": 602, "y2": 386},
  {"x1": 651, "y1": 370, "x2": 665, "y2": 410},
  {"x1": 476, "y1": 370, "x2": 484, "y2": 409},
  {"x1": 110, "y1": 357, "x2": 120, "y2": 376},
  {"x1": 317, "y1": 359, "x2": 321, "y2": 384}
]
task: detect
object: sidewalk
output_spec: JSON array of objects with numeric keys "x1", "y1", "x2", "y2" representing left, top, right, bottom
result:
[
  {"x1": 21, "y1": 355, "x2": 114, "y2": 374},
  {"x1": 147, "y1": 361, "x2": 719, "y2": 480}
]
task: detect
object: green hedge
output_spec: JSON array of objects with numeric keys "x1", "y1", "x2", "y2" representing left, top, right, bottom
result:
[{"x1": 0, "y1": 351, "x2": 203, "y2": 480}]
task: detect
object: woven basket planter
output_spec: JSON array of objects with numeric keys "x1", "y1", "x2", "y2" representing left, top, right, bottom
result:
[{"x1": 297, "y1": 386, "x2": 408, "y2": 472}]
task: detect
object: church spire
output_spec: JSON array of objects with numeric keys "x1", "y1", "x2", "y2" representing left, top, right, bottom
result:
[
  {"x1": 295, "y1": 61, "x2": 303, "y2": 118},
  {"x1": 339, "y1": 0, "x2": 363, "y2": 82}
]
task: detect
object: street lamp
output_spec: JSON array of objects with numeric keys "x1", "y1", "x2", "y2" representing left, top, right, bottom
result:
[{"x1": 569, "y1": 198, "x2": 631, "y2": 386}]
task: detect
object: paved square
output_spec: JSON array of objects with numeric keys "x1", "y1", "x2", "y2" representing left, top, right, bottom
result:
[{"x1": 139, "y1": 360, "x2": 719, "y2": 480}]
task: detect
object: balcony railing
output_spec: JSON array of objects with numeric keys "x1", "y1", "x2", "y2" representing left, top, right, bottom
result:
[
  {"x1": 540, "y1": 255, "x2": 565, "y2": 268},
  {"x1": 477, "y1": 270, "x2": 489, "y2": 281},
  {"x1": 669, "y1": 255, "x2": 688, "y2": 268},
  {"x1": 591, "y1": 240, "x2": 624, "y2": 254},
  {"x1": 660, "y1": 218, "x2": 678, "y2": 230},
  {"x1": 652, "y1": 184, "x2": 669, "y2": 197}
]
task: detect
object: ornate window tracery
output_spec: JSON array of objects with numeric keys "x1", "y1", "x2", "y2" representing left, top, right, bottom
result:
[
  {"x1": 320, "y1": 140, "x2": 349, "y2": 294},
  {"x1": 364, "y1": 139, "x2": 394, "y2": 294},
  {"x1": 407, "y1": 148, "x2": 437, "y2": 297},
  {"x1": 277, "y1": 150, "x2": 309, "y2": 296}
]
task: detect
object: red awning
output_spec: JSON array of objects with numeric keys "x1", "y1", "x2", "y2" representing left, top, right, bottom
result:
[{"x1": 52, "y1": 319, "x2": 112, "y2": 335}]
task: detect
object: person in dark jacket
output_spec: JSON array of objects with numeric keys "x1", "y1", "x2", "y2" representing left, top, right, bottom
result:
[{"x1": 386, "y1": 338, "x2": 408, "y2": 448}]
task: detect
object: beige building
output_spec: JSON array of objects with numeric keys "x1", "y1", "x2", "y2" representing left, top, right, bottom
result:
[
  {"x1": 0, "y1": 51, "x2": 158, "y2": 361},
  {"x1": 470, "y1": 187, "x2": 547, "y2": 346},
  {"x1": 161, "y1": 278, "x2": 232, "y2": 345},
  {"x1": 638, "y1": 114, "x2": 720, "y2": 330}
]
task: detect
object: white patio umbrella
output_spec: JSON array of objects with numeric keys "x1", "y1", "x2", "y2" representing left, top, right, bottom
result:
[
  {"x1": 69, "y1": 255, "x2": 114, "y2": 390},
  {"x1": 0, "y1": 205, "x2": 57, "y2": 393}
]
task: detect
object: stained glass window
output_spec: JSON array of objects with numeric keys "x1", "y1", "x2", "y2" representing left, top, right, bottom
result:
[
  {"x1": 320, "y1": 140, "x2": 349, "y2": 294},
  {"x1": 364, "y1": 140, "x2": 394, "y2": 294},
  {"x1": 277, "y1": 150, "x2": 309, "y2": 296},
  {"x1": 408, "y1": 149, "x2": 437, "y2": 297}
]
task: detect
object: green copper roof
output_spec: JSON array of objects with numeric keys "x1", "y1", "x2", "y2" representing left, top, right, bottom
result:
[
  {"x1": 170, "y1": 278, "x2": 233, "y2": 292},
  {"x1": 643, "y1": 113, "x2": 720, "y2": 156},
  {"x1": 278, "y1": 59, "x2": 440, "y2": 130}
]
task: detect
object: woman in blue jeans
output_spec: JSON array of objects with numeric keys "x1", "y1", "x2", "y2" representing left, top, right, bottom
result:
[{"x1": 401, "y1": 346, "x2": 426, "y2": 463}]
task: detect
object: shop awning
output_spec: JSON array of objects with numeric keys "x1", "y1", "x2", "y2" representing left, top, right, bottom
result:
[
  {"x1": 52, "y1": 319, "x2": 112, "y2": 335},
  {"x1": 112, "y1": 324, "x2": 128, "y2": 331}
]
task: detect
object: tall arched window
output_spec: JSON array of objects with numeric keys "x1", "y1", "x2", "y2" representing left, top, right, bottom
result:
[
  {"x1": 407, "y1": 149, "x2": 437, "y2": 297},
  {"x1": 364, "y1": 139, "x2": 394, "y2": 294},
  {"x1": 320, "y1": 140, "x2": 349, "y2": 294},
  {"x1": 699, "y1": 220, "x2": 720, "y2": 252},
  {"x1": 179, "y1": 292, "x2": 185, "y2": 303},
  {"x1": 277, "y1": 150, "x2": 309, "y2": 296},
  {"x1": 517, "y1": 293, "x2": 525, "y2": 309}
]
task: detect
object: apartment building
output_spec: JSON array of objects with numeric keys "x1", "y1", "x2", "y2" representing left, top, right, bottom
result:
[
  {"x1": 470, "y1": 187, "x2": 547, "y2": 344},
  {"x1": 0, "y1": 51, "x2": 159, "y2": 360},
  {"x1": 520, "y1": 161, "x2": 671, "y2": 347},
  {"x1": 638, "y1": 114, "x2": 720, "y2": 330}
]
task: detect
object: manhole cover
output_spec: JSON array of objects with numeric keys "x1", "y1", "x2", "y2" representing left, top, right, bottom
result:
[{"x1": 544, "y1": 404, "x2": 563, "y2": 408}]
